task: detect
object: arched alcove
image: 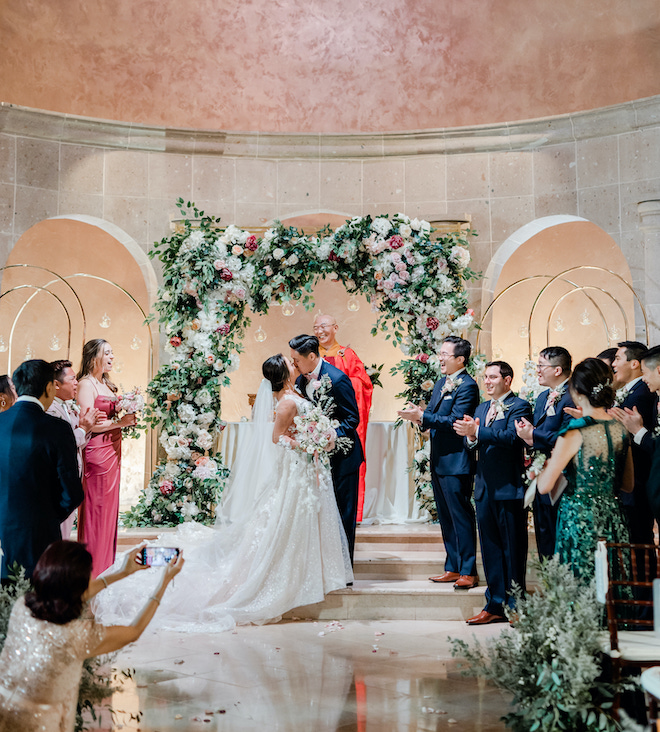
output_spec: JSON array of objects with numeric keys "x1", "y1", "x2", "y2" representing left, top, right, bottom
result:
[
  {"x1": 480, "y1": 217, "x2": 637, "y2": 387},
  {"x1": 0, "y1": 216, "x2": 158, "y2": 509}
]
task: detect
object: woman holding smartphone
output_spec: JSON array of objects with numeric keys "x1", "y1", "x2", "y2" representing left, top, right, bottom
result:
[{"x1": 0, "y1": 541, "x2": 183, "y2": 731}]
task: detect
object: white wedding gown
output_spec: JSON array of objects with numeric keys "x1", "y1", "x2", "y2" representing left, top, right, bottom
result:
[{"x1": 93, "y1": 391, "x2": 353, "y2": 632}]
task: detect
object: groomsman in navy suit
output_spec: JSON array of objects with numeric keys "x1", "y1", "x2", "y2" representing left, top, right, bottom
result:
[
  {"x1": 398, "y1": 336, "x2": 480, "y2": 589},
  {"x1": 290, "y1": 334, "x2": 364, "y2": 565},
  {"x1": 454, "y1": 361, "x2": 532, "y2": 625},
  {"x1": 0, "y1": 360, "x2": 83, "y2": 580},
  {"x1": 610, "y1": 341, "x2": 657, "y2": 551},
  {"x1": 515, "y1": 346, "x2": 574, "y2": 560}
]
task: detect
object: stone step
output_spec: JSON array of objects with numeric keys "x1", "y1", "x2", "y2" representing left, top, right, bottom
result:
[
  {"x1": 282, "y1": 579, "x2": 488, "y2": 622},
  {"x1": 353, "y1": 550, "x2": 486, "y2": 581}
]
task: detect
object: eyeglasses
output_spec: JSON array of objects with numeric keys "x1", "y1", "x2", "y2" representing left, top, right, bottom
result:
[
  {"x1": 313, "y1": 324, "x2": 333, "y2": 332},
  {"x1": 536, "y1": 363, "x2": 553, "y2": 371},
  {"x1": 439, "y1": 352, "x2": 455, "y2": 359}
]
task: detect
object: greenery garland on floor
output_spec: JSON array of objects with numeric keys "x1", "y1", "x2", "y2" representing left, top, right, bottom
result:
[
  {"x1": 123, "y1": 200, "x2": 480, "y2": 527},
  {"x1": 450, "y1": 558, "x2": 642, "y2": 732}
]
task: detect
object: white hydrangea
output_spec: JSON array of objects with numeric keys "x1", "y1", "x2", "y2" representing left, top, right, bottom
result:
[
  {"x1": 452, "y1": 313, "x2": 474, "y2": 333},
  {"x1": 164, "y1": 462, "x2": 182, "y2": 478},
  {"x1": 194, "y1": 390, "x2": 213, "y2": 407},
  {"x1": 181, "y1": 500, "x2": 200, "y2": 520},
  {"x1": 371, "y1": 217, "x2": 392, "y2": 236},
  {"x1": 179, "y1": 229, "x2": 205, "y2": 254},
  {"x1": 177, "y1": 403, "x2": 197, "y2": 423},
  {"x1": 196, "y1": 411, "x2": 215, "y2": 426},
  {"x1": 436, "y1": 274, "x2": 455, "y2": 294}
]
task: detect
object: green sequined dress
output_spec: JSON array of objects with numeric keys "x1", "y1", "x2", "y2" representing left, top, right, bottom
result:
[{"x1": 554, "y1": 417, "x2": 630, "y2": 581}]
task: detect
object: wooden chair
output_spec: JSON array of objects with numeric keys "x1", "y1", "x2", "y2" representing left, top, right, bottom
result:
[{"x1": 600, "y1": 542, "x2": 660, "y2": 720}]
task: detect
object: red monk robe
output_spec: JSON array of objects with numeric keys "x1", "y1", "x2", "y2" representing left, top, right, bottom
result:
[{"x1": 320, "y1": 343, "x2": 373, "y2": 521}]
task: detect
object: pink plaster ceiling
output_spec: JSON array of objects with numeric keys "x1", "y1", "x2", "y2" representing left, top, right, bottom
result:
[{"x1": 1, "y1": 0, "x2": 659, "y2": 134}]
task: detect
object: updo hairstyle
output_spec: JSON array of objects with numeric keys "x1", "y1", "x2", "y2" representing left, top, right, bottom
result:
[
  {"x1": 262, "y1": 354, "x2": 289, "y2": 392},
  {"x1": 569, "y1": 357, "x2": 615, "y2": 409},
  {"x1": 25, "y1": 541, "x2": 93, "y2": 625}
]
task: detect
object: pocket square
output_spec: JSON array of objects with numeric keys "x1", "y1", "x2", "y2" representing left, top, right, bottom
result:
[{"x1": 443, "y1": 395, "x2": 452, "y2": 400}]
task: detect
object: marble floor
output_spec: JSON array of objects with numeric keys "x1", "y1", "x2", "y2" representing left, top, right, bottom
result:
[{"x1": 103, "y1": 619, "x2": 511, "y2": 731}]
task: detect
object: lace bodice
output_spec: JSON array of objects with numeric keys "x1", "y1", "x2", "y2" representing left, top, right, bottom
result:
[
  {"x1": 563, "y1": 418, "x2": 628, "y2": 500},
  {"x1": 277, "y1": 392, "x2": 310, "y2": 440},
  {"x1": 555, "y1": 417, "x2": 630, "y2": 580}
]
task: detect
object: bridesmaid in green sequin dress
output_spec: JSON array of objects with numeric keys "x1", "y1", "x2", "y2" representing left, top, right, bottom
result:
[{"x1": 536, "y1": 358, "x2": 632, "y2": 581}]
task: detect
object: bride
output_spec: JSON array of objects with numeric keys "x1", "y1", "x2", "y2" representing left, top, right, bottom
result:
[{"x1": 93, "y1": 354, "x2": 353, "y2": 632}]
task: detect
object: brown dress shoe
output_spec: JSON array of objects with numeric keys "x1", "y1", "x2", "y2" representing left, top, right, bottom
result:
[
  {"x1": 453, "y1": 575, "x2": 479, "y2": 590},
  {"x1": 429, "y1": 571, "x2": 460, "y2": 583},
  {"x1": 466, "y1": 610, "x2": 507, "y2": 625}
]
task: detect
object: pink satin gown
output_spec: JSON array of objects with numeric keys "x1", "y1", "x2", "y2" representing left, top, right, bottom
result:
[{"x1": 78, "y1": 396, "x2": 121, "y2": 576}]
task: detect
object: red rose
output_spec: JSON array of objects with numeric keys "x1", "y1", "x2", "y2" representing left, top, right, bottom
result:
[
  {"x1": 388, "y1": 235, "x2": 404, "y2": 249},
  {"x1": 217, "y1": 323, "x2": 230, "y2": 336},
  {"x1": 246, "y1": 235, "x2": 258, "y2": 251},
  {"x1": 169, "y1": 336, "x2": 182, "y2": 347},
  {"x1": 328, "y1": 251, "x2": 340, "y2": 263},
  {"x1": 426, "y1": 317, "x2": 439, "y2": 331},
  {"x1": 220, "y1": 268, "x2": 233, "y2": 282}
]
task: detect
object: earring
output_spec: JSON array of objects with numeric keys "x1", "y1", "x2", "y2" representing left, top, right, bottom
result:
[{"x1": 0, "y1": 397, "x2": 5, "y2": 409}]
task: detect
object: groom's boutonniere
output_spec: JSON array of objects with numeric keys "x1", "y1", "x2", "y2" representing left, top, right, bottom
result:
[{"x1": 67, "y1": 400, "x2": 80, "y2": 415}]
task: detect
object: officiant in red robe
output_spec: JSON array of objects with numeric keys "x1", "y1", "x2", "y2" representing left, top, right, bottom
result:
[{"x1": 314, "y1": 314, "x2": 373, "y2": 521}]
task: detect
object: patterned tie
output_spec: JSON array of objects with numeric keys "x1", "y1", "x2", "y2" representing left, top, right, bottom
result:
[{"x1": 485, "y1": 400, "x2": 498, "y2": 426}]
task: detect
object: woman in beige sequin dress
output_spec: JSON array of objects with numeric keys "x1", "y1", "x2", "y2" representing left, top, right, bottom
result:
[{"x1": 0, "y1": 541, "x2": 183, "y2": 731}]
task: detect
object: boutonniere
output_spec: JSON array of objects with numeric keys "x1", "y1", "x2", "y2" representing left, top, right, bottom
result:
[
  {"x1": 67, "y1": 400, "x2": 80, "y2": 415},
  {"x1": 493, "y1": 400, "x2": 510, "y2": 420},
  {"x1": 614, "y1": 387, "x2": 627, "y2": 407},
  {"x1": 441, "y1": 377, "x2": 463, "y2": 396}
]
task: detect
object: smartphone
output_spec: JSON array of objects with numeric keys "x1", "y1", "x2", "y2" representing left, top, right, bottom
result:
[{"x1": 139, "y1": 546, "x2": 180, "y2": 567}]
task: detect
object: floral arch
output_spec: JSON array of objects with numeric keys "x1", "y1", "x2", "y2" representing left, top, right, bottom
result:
[{"x1": 124, "y1": 200, "x2": 479, "y2": 526}]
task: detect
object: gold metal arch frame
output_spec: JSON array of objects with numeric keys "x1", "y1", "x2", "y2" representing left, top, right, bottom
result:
[
  {"x1": 0, "y1": 265, "x2": 156, "y2": 480},
  {"x1": 528, "y1": 266, "x2": 648, "y2": 356},
  {"x1": 477, "y1": 266, "x2": 648, "y2": 358}
]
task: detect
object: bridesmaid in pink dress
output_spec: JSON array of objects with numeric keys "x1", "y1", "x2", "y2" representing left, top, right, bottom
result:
[{"x1": 76, "y1": 339, "x2": 136, "y2": 576}]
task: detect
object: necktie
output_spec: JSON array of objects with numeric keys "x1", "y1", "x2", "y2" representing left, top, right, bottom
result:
[{"x1": 485, "y1": 400, "x2": 498, "y2": 425}]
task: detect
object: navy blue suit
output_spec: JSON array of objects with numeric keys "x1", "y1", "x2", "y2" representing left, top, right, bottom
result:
[
  {"x1": 619, "y1": 380, "x2": 656, "y2": 548},
  {"x1": 421, "y1": 371, "x2": 479, "y2": 576},
  {"x1": 296, "y1": 361, "x2": 363, "y2": 562},
  {"x1": 530, "y1": 386, "x2": 574, "y2": 560},
  {"x1": 644, "y1": 434, "x2": 660, "y2": 527},
  {"x1": 469, "y1": 394, "x2": 532, "y2": 616},
  {"x1": 0, "y1": 401, "x2": 83, "y2": 579}
]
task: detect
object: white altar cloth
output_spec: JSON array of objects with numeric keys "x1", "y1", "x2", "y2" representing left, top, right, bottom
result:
[{"x1": 217, "y1": 421, "x2": 428, "y2": 524}]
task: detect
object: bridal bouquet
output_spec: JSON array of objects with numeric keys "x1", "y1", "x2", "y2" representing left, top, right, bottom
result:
[
  {"x1": 116, "y1": 387, "x2": 146, "y2": 439},
  {"x1": 293, "y1": 376, "x2": 352, "y2": 466}
]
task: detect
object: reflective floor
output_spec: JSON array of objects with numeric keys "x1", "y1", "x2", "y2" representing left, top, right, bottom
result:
[{"x1": 105, "y1": 620, "x2": 510, "y2": 731}]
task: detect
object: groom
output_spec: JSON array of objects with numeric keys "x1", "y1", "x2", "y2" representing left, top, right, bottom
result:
[{"x1": 290, "y1": 334, "x2": 364, "y2": 565}]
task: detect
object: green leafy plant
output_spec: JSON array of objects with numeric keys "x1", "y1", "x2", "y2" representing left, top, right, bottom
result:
[{"x1": 451, "y1": 557, "x2": 640, "y2": 731}]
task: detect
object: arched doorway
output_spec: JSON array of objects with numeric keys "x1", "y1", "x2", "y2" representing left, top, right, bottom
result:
[
  {"x1": 479, "y1": 216, "x2": 638, "y2": 388},
  {"x1": 0, "y1": 215, "x2": 158, "y2": 508}
]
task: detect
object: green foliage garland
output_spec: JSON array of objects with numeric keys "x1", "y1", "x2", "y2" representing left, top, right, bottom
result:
[{"x1": 124, "y1": 201, "x2": 479, "y2": 527}]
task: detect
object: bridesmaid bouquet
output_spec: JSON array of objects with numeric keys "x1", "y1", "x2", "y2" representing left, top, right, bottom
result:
[{"x1": 117, "y1": 387, "x2": 146, "y2": 439}]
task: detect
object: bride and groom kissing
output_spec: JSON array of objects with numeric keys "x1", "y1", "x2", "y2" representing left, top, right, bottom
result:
[
  {"x1": 289, "y1": 333, "x2": 364, "y2": 563},
  {"x1": 94, "y1": 332, "x2": 363, "y2": 632}
]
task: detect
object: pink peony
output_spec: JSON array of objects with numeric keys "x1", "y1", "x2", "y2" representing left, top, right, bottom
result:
[
  {"x1": 217, "y1": 323, "x2": 230, "y2": 336},
  {"x1": 220, "y1": 268, "x2": 233, "y2": 282},
  {"x1": 328, "y1": 251, "x2": 340, "y2": 263},
  {"x1": 417, "y1": 353, "x2": 429, "y2": 363},
  {"x1": 213, "y1": 259, "x2": 224, "y2": 270},
  {"x1": 426, "y1": 317, "x2": 440, "y2": 331},
  {"x1": 246, "y1": 235, "x2": 258, "y2": 251},
  {"x1": 395, "y1": 262, "x2": 407, "y2": 272},
  {"x1": 232, "y1": 244, "x2": 243, "y2": 256},
  {"x1": 159, "y1": 480, "x2": 175, "y2": 497},
  {"x1": 169, "y1": 336, "x2": 182, "y2": 347},
  {"x1": 388, "y1": 235, "x2": 404, "y2": 249}
]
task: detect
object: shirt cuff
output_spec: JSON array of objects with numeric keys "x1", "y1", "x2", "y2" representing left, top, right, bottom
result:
[{"x1": 633, "y1": 427, "x2": 648, "y2": 445}]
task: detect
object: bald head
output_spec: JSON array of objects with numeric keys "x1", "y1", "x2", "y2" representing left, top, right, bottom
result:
[{"x1": 313, "y1": 313, "x2": 338, "y2": 348}]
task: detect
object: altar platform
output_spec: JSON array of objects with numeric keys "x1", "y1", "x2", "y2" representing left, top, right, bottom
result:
[{"x1": 116, "y1": 523, "x2": 539, "y2": 623}]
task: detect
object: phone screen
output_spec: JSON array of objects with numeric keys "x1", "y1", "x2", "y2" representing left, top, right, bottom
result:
[{"x1": 140, "y1": 546, "x2": 179, "y2": 567}]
